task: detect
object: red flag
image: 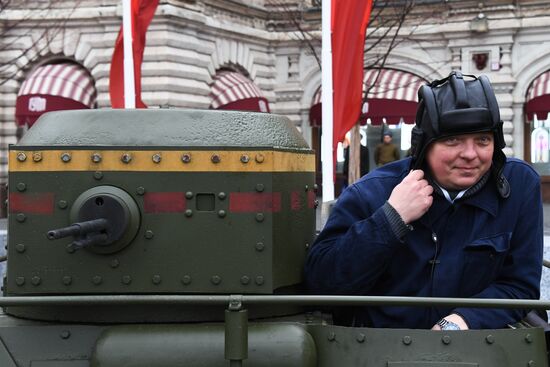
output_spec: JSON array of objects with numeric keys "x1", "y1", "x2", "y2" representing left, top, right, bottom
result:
[
  {"x1": 109, "y1": 0, "x2": 159, "y2": 108},
  {"x1": 331, "y1": 1, "x2": 373, "y2": 164}
]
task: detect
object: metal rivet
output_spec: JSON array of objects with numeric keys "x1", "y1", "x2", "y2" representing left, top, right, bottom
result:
[
  {"x1": 403, "y1": 336, "x2": 412, "y2": 345},
  {"x1": 145, "y1": 230, "x2": 154, "y2": 239},
  {"x1": 528, "y1": 360, "x2": 536, "y2": 367},
  {"x1": 211, "y1": 276, "x2": 221, "y2": 285},
  {"x1": 121, "y1": 153, "x2": 132, "y2": 163},
  {"x1": 181, "y1": 153, "x2": 191, "y2": 163},
  {"x1": 16, "y1": 182, "x2": 26, "y2": 192},
  {"x1": 92, "y1": 276, "x2": 103, "y2": 285},
  {"x1": 255, "y1": 242, "x2": 265, "y2": 252},
  {"x1": 31, "y1": 276, "x2": 41, "y2": 286},
  {"x1": 255, "y1": 213, "x2": 264, "y2": 222},
  {"x1": 218, "y1": 192, "x2": 226, "y2": 200},
  {"x1": 356, "y1": 333, "x2": 366, "y2": 343},
  {"x1": 255, "y1": 276, "x2": 264, "y2": 285},
  {"x1": 15, "y1": 277, "x2": 25, "y2": 286},
  {"x1": 122, "y1": 275, "x2": 132, "y2": 285},
  {"x1": 152, "y1": 275, "x2": 161, "y2": 285},
  {"x1": 240, "y1": 154, "x2": 250, "y2": 163},
  {"x1": 62, "y1": 276, "x2": 72, "y2": 285},
  {"x1": 185, "y1": 209, "x2": 193, "y2": 217},
  {"x1": 110, "y1": 259, "x2": 120, "y2": 268},
  {"x1": 181, "y1": 275, "x2": 192, "y2": 285},
  {"x1": 255, "y1": 184, "x2": 264, "y2": 192},
  {"x1": 525, "y1": 334, "x2": 533, "y2": 343},
  {"x1": 16, "y1": 152, "x2": 27, "y2": 162},
  {"x1": 66, "y1": 244, "x2": 75, "y2": 253},
  {"x1": 136, "y1": 187, "x2": 146, "y2": 196},
  {"x1": 32, "y1": 152, "x2": 42, "y2": 162},
  {"x1": 327, "y1": 332, "x2": 336, "y2": 341},
  {"x1": 305, "y1": 242, "x2": 310, "y2": 249},
  {"x1": 313, "y1": 184, "x2": 319, "y2": 193},
  {"x1": 60, "y1": 330, "x2": 71, "y2": 339},
  {"x1": 442, "y1": 335, "x2": 451, "y2": 345},
  {"x1": 152, "y1": 153, "x2": 162, "y2": 163},
  {"x1": 314, "y1": 199, "x2": 319, "y2": 209},
  {"x1": 241, "y1": 276, "x2": 250, "y2": 285},
  {"x1": 58, "y1": 200, "x2": 68, "y2": 209},
  {"x1": 211, "y1": 154, "x2": 221, "y2": 163},
  {"x1": 485, "y1": 335, "x2": 494, "y2": 344},
  {"x1": 186, "y1": 191, "x2": 194, "y2": 199},
  {"x1": 16, "y1": 213, "x2": 26, "y2": 223},
  {"x1": 93, "y1": 171, "x2": 103, "y2": 180},
  {"x1": 218, "y1": 210, "x2": 226, "y2": 218},
  {"x1": 255, "y1": 154, "x2": 264, "y2": 163},
  {"x1": 305, "y1": 185, "x2": 309, "y2": 191},
  {"x1": 91, "y1": 153, "x2": 102, "y2": 163},
  {"x1": 61, "y1": 153, "x2": 71, "y2": 162},
  {"x1": 15, "y1": 243, "x2": 25, "y2": 253}
]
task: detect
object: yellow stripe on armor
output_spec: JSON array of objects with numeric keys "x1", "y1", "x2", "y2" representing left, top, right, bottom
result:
[{"x1": 9, "y1": 150, "x2": 315, "y2": 172}]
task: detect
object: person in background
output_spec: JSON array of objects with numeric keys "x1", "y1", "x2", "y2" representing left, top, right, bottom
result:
[
  {"x1": 305, "y1": 71, "x2": 542, "y2": 331},
  {"x1": 343, "y1": 133, "x2": 370, "y2": 184},
  {"x1": 374, "y1": 131, "x2": 399, "y2": 166}
]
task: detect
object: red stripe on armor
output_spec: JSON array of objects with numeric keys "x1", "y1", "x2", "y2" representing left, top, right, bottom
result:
[
  {"x1": 229, "y1": 192, "x2": 281, "y2": 212},
  {"x1": 10, "y1": 192, "x2": 54, "y2": 214},
  {"x1": 291, "y1": 191, "x2": 302, "y2": 211},
  {"x1": 307, "y1": 190, "x2": 316, "y2": 209},
  {"x1": 144, "y1": 192, "x2": 186, "y2": 213}
]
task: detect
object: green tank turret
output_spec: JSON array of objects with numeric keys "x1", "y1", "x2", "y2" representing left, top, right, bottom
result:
[{"x1": 0, "y1": 109, "x2": 548, "y2": 367}]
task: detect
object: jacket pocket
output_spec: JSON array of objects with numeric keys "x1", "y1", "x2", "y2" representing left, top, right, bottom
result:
[{"x1": 460, "y1": 233, "x2": 511, "y2": 296}]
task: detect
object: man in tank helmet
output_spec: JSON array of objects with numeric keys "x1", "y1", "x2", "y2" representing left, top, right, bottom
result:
[{"x1": 305, "y1": 71, "x2": 543, "y2": 330}]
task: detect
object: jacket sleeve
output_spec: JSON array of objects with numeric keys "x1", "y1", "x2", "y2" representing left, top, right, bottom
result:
[
  {"x1": 305, "y1": 183, "x2": 405, "y2": 295},
  {"x1": 453, "y1": 179, "x2": 543, "y2": 329}
]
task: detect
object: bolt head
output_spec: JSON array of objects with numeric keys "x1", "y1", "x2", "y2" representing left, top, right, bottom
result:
[
  {"x1": 185, "y1": 191, "x2": 194, "y2": 199},
  {"x1": 255, "y1": 154, "x2": 265, "y2": 163},
  {"x1": 152, "y1": 275, "x2": 161, "y2": 284},
  {"x1": 255, "y1": 213, "x2": 265, "y2": 222},
  {"x1": 62, "y1": 276, "x2": 72, "y2": 285},
  {"x1": 15, "y1": 277, "x2": 25, "y2": 286},
  {"x1": 16, "y1": 213, "x2": 26, "y2": 223},
  {"x1": 211, "y1": 275, "x2": 221, "y2": 285},
  {"x1": 185, "y1": 209, "x2": 193, "y2": 217},
  {"x1": 442, "y1": 335, "x2": 451, "y2": 345},
  {"x1": 181, "y1": 153, "x2": 191, "y2": 163},
  {"x1": 255, "y1": 242, "x2": 265, "y2": 252},
  {"x1": 255, "y1": 276, "x2": 264, "y2": 285},
  {"x1": 211, "y1": 154, "x2": 221, "y2": 163},
  {"x1": 61, "y1": 153, "x2": 71, "y2": 162},
  {"x1": 60, "y1": 330, "x2": 71, "y2": 339},
  {"x1": 136, "y1": 187, "x2": 146, "y2": 195},
  {"x1": 240, "y1": 276, "x2": 250, "y2": 285},
  {"x1": 16, "y1": 182, "x2": 26, "y2": 192},
  {"x1": 152, "y1": 153, "x2": 162, "y2": 163},
  {"x1": 485, "y1": 335, "x2": 495, "y2": 344},
  {"x1": 181, "y1": 275, "x2": 192, "y2": 285},
  {"x1": 218, "y1": 192, "x2": 226, "y2": 200},
  {"x1": 91, "y1": 153, "x2": 102, "y2": 163},
  {"x1": 16, "y1": 152, "x2": 27, "y2": 162},
  {"x1": 403, "y1": 336, "x2": 412, "y2": 345},
  {"x1": 15, "y1": 243, "x2": 25, "y2": 253},
  {"x1": 92, "y1": 276, "x2": 103, "y2": 285},
  {"x1": 144, "y1": 230, "x2": 154, "y2": 239},
  {"x1": 31, "y1": 276, "x2": 41, "y2": 286},
  {"x1": 327, "y1": 332, "x2": 336, "y2": 341},
  {"x1": 93, "y1": 171, "x2": 103, "y2": 180},
  {"x1": 255, "y1": 183, "x2": 264, "y2": 192},
  {"x1": 122, "y1": 275, "x2": 132, "y2": 285},
  {"x1": 218, "y1": 210, "x2": 226, "y2": 218},
  {"x1": 240, "y1": 154, "x2": 250, "y2": 163},
  {"x1": 58, "y1": 200, "x2": 68, "y2": 209},
  {"x1": 356, "y1": 333, "x2": 366, "y2": 343},
  {"x1": 121, "y1": 153, "x2": 132, "y2": 163},
  {"x1": 110, "y1": 259, "x2": 120, "y2": 268},
  {"x1": 32, "y1": 152, "x2": 42, "y2": 162}
]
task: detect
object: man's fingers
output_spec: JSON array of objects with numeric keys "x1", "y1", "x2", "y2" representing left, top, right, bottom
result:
[{"x1": 404, "y1": 169, "x2": 424, "y2": 182}]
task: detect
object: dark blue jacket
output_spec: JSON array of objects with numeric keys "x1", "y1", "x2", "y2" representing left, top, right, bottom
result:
[{"x1": 305, "y1": 157, "x2": 543, "y2": 329}]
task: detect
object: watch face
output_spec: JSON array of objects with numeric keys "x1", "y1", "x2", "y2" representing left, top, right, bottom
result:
[{"x1": 438, "y1": 319, "x2": 461, "y2": 331}]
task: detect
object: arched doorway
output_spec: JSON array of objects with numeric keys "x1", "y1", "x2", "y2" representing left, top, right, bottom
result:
[{"x1": 524, "y1": 70, "x2": 550, "y2": 200}]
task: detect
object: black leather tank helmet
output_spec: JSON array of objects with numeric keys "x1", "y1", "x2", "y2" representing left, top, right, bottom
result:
[{"x1": 410, "y1": 71, "x2": 510, "y2": 198}]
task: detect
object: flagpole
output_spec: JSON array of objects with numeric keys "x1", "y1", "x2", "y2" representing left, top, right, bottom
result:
[
  {"x1": 122, "y1": 0, "x2": 136, "y2": 109},
  {"x1": 321, "y1": 0, "x2": 335, "y2": 202}
]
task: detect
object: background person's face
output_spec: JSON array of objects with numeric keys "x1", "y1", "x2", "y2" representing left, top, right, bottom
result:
[
  {"x1": 426, "y1": 132, "x2": 494, "y2": 190},
  {"x1": 383, "y1": 135, "x2": 392, "y2": 144}
]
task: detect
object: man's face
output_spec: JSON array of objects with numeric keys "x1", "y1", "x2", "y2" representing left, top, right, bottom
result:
[
  {"x1": 383, "y1": 135, "x2": 392, "y2": 144},
  {"x1": 426, "y1": 132, "x2": 494, "y2": 190}
]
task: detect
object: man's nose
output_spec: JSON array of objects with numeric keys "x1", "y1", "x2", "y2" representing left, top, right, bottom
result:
[{"x1": 459, "y1": 140, "x2": 477, "y2": 159}]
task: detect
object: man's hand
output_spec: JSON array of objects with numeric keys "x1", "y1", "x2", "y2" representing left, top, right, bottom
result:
[
  {"x1": 432, "y1": 313, "x2": 469, "y2": 330},
  {"x1": 387, "y1": 170, "x2": 433, "y2": 224}
]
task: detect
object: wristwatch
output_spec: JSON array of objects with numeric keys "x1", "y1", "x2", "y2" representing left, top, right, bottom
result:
[{"x1": 437, "y1": 318, "x2": 461, "y2": 331}]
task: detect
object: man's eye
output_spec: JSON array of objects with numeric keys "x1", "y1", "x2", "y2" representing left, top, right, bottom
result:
[
  {"x1": 444, "y1": 138, "x2": 459, "y2": 145},
  {"x1": 478, "y1": 136, "x2": 493, "y2": 144}
]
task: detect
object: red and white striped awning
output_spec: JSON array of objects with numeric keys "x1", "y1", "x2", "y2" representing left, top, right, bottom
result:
[
  {"x1": 16, "y1": 63, "x2": 96, "y2": 127},
  {"x1": 362, "y1": 69, "x2": 426, "y2": 125},
  {"x1": 210, "y1": 71, "x2": 270, "y2": 113},
  {"x1": 526, "y1": 70, "x2": 550, "y2": 120}
]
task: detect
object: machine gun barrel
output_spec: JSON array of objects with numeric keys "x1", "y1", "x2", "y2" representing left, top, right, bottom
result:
[{"x1": 47, "y1": 218, "x2": 109, "y2": 240}]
